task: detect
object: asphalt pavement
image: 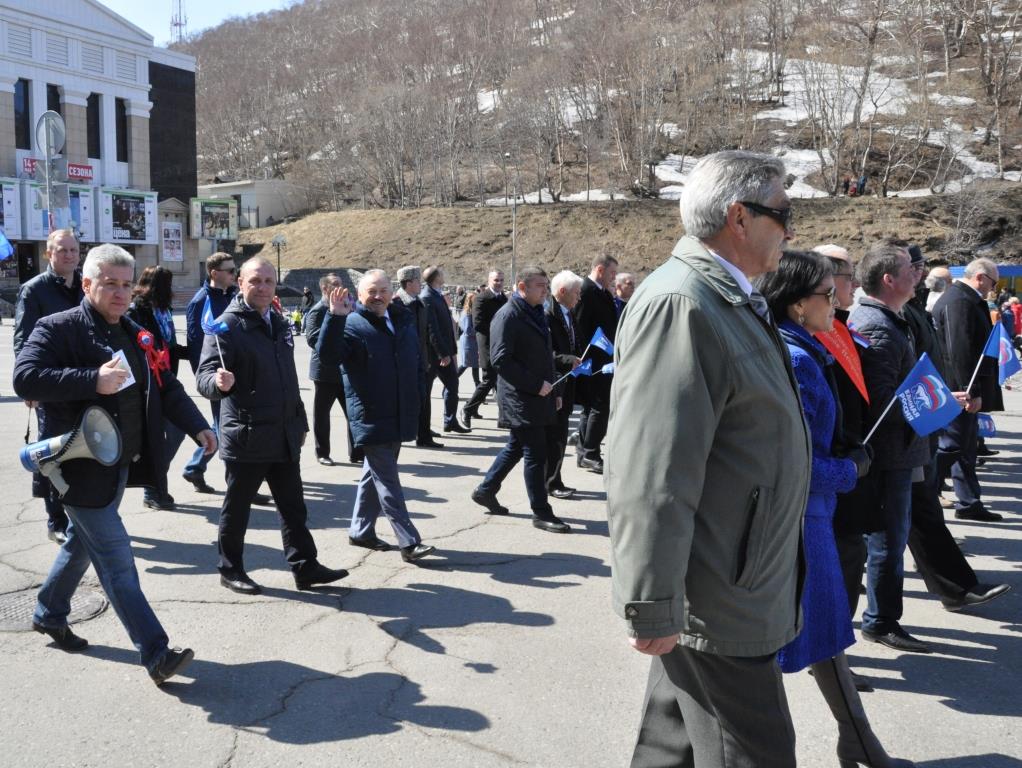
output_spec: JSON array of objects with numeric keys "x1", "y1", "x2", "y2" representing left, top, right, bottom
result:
[{"x1": 0, "y1": 317, "x2": 1019, "y2": 767}]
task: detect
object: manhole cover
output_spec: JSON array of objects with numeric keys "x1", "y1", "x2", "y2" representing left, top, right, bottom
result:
[{"x1": 0, "y1": 587, "x2": 108, "y2": 632}]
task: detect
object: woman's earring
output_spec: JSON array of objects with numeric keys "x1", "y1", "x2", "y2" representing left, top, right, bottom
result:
[{"x1": 798, "y1": 313, "x2": 806, "y2": 325}]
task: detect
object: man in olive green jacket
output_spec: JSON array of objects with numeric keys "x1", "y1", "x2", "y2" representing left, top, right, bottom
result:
[{"x1": 607, "y1": 151, "x2": 811, "y2": 768}]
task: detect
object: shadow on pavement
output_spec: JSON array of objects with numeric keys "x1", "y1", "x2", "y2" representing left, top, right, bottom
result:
[
  {"x1": 84, "y1": 645, "x2": 489, "y2": 744},
  {"x1": 431, "y1": 547, "x2": 610, "y2": 588},
  {"x1": 917, "y1": 757, "x2": 1022, "y2": 767}
]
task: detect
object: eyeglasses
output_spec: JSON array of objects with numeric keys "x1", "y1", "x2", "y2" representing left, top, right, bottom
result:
[
  {"x1": 740, "y1": 201, "x2": 793, "y2": 230},
  {"x1": 214, "y1": 266, "x2": 237, "y2": 274},
  {"x1": 811, "y1": 286, "x2": 836, "y2": 302}
]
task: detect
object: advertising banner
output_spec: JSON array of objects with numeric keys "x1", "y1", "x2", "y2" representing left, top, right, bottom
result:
[
  {"x1": 162, "y1": 221, "x2": 183, "y2": 262},
  {"x1": 189, "y1": 197, "x2": 238, "y2": 240},
  {"x1": 98, "y1": 188, "x2": 158, "y2": 245},
  {"x1": 0, "y1": 178, "x2": 23, "y2": 240},
  {"x1": 23, "y1": 182, "x2": 96, "y2": 242}
]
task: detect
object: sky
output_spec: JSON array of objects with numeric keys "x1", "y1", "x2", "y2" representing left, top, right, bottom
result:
[{"x1": 97, "y1": 0, "x2": 292, "y2": 47}]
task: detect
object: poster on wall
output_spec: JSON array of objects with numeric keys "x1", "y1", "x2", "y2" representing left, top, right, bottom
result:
[
  {"x1": 98, "y1": 188, "x2": 158, "y2": 245},
  {"x1": 22, "y1": 183, "x2": 96, "y2": 242},
  {"x1": 0, "y1": 178, "x2": 23, "y2": 241},
  {"x1": 162, "y1": 221, "x2": 183, "y2": 262},
  {"x1": 189, "y1": 198, "x2": 238, "y2": 240}
]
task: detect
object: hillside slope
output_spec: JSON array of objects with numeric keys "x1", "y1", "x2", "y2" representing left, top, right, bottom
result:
[{"x1": 239, "y1": 183, "x2": 1022, "y2": 285}]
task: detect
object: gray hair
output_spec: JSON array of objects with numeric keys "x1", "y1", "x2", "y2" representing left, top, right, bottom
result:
[
  {"x1": 551, "y1": 270, "x2": 583, "y2": 296},
  {"x1": 679, "y1": 151, "x2": 787, "y2": 238},
  {"x1": 812, "y1": 244, "x2": 849, "y2": 261},
  {"x1": 82, "y1": 243, "x2": 134, "y2": 280},
  {"x1": 358, "y1": 268, "x2": 389, "y2": 289},
  {"x1": 924, "y1": 273, "x2": 948, "y2": 292},
  {"x1": 964, "y1": 257, "x2": 998, "y2": 281}
]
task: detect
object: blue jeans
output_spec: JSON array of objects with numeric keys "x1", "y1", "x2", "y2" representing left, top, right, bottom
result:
[
  {"x1": 351, "y1": 442, "x2": 421, "y2": 548},
  {"x1": 34, "y1": 467, "x2": 170, "y2": 672},
  {"x1": 479, "y1": 425, "x2": 552, "y2": 516},
  {"x1": 184, "y1": 400, "x2": 220, "y2": 478},
  {"x1": 861, "y1": 468, "x2": 914, "y2": 635}
]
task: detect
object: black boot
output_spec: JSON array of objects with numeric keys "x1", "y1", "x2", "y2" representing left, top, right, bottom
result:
[{"x1": 809, "y1": 654, "x2": 914, "y2": 768}]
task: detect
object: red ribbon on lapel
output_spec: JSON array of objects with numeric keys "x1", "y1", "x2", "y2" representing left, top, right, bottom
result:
[{"x1": 136, "y1": 330, "x2": 170, "y2": 387}]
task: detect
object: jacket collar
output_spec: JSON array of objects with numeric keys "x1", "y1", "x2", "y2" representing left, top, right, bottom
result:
[
  {"x1": 857, "y1": 295, "x2": 908, "y2": 324},
  {"x1": 671, "y1": 236, "x2": 750, "y2": 308},
  {"x1": 950, "y1": 279, "x2": 986, "y2": 306}
]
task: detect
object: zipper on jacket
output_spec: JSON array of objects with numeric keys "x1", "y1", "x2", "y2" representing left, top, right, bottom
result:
[{"x1": 735, "y1": 488, "x2": 760, "y2": 584}]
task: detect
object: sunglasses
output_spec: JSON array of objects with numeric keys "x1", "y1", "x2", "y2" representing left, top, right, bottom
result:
[
  {"x1": 214, "y1": 266, "x2": 237, "y2": 274},
  {"x1": 740, "y1": 200, "x2": 793, "y2": 230}
]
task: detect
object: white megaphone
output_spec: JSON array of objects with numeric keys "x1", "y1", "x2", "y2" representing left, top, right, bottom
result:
[{"x1": 20, "y1": 406, "x2": 122, "y2": 496}]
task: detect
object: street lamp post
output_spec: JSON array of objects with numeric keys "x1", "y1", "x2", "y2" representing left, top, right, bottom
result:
[
  {"x1": 271, "y1": 233, "x2": 287, "y2": 277},
  {"x1": 505, "y1": 152, "x2": 516, "y2": 282}
]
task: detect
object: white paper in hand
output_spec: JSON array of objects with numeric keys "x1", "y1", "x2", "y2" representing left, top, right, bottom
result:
[{"x1": 111, "y1": 349, "x2": 136, "y2": 392}]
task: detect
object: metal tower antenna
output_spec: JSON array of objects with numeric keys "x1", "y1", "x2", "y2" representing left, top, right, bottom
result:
[{"x1": 170, "y1": 0, "x2": 188, "y2": 44}]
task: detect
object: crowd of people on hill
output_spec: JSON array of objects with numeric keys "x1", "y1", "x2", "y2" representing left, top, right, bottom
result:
[{"x1": 9, "y1": 151, "x2": 1017, "y2": 767}]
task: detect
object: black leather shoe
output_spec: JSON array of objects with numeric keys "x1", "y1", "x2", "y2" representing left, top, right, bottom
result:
[
  {"x1": 33, "y1": 622, "x2": 88, "y2": 652},
  {"x1": 253, "y1": 493, "x2": 273, "y2": 506},
  {"x1": 461, "y1": 408, "x2": 475, "y2": 429},
  {"x1": 149, "y1": 647, "x2": 194, "y2": 686},
  {"x1": 567, "y1": 431, "x2": 579, "y2": 447},
  {"x1": 549, "y1": 487, "x2": 576, "y2": 500},
  {"x1": 401, "y1": 543, "x2": 436, "y2": 562},
  {"x1": 349, "y1": 535, "x2": 391, "y2": 551},
  {"x1": 533, "y1": 516, "x2": 571, "y2": 533},
  {"x1": 943, "y1": 582, "x2": 1011, "y2": 611},
  {"x1": 444, "y1": 421, "x2": 471, "y2": 434},
  {"x1": 183, "y1": 473, "x2": 217, "y2": 494},
  {"x1": 430, "y1": 429, "x2": 443, "y2": 438},
  {"x1": 808, "y1": 666, "x2": 873, "y2": 692},
  {"x1": 471, "y1": 487, "x2": 509, "y2": 515},
  {"x1": 294, "y1": 563, "x2": 349, "y2": 590},
  {"x1": 219, "y1": 572, "x2": 262, "y2": 595},
  {"x1": 48, "y1": 529, "x2": 68, "y2": 545},
  {"x1": 317, "y1": 456, "x2": 335, "y2": 466},
  {"x1": 955, "y1": 506, "x2": 1003, "y2": 521},
  {"x1": 579, "y1": 458, "x2": 604, "y2": 474},
  {"x1": 861, "y1": 627, "x2": 932, "y2": 654},
  {"x1": 415, "y1": 439, "x2": 445, "y2": 449},
  {"x1": 976, "y1": 446, "x2": 1000, "y2": 457},
  {"x1": 143, "y1": 494, "x2": 176, "y2": 511},
  {"x1": 496, "y1": 420, "x2": 511, "y2": 429},
  {"x1": 350, "y1": 452, "x2": 365, "y2": 464}
]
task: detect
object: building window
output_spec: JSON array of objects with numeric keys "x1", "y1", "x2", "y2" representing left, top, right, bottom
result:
[
  {"x1": 87, "y1": 93, "x2": 101, "y2": 159},
  {"x1": 115, "y1": 98, "x2": 129, "y2": 163},
  {"x1": 15, "y1": 78, "x2": 31, "y2": 150},
  {"x1": 47, "y1": 84, "x2": 62, "y2": 116}
]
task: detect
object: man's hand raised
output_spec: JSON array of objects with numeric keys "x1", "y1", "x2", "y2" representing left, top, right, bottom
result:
[{"x1": 327, "y1": 286, "x2": 352, "y2": 316}]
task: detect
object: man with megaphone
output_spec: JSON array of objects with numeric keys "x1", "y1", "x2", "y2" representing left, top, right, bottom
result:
[{"x1": 13, "y1": 244, "x2": 217, "y2": 686}]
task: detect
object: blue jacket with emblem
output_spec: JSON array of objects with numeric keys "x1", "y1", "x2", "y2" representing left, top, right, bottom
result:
[{"x1": 316, "y1": 302, "x2": 420, "y2": 447}]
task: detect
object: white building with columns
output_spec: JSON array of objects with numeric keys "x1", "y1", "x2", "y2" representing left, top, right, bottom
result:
[{"x1": 0, "y1": 0, "x2": 200, "y2": 292}]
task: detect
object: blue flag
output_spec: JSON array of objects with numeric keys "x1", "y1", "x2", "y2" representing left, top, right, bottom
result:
[
  {"x1": 982, "y1": 323, "x2": 1021, "y2": 385},
  {"x1": 570, "y1": 359, "x2": 593, "y2": 377},
  {"x1": 599, "y1": 362, "x2": 615, "y2": 375},
  {"x1": 977, "y1": 413, "x2": 996, "y2": 438},
  {"x1": 895, "y1": 353, "x2": 961, "y2": 436},
  {"x1": 201, "y1": 296, "x2": 229, "y2": 335},
  {"x1": 0, "y1": 229, "x2": 13, "y2": 260},
  {"x1": 589, "y1": 327, "x2": 614, "y2": 356}
]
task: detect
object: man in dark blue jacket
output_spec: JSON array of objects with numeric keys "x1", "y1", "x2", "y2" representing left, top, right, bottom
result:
[
  {"x1": 471, "y1": 267, "x2": 570, "y2": 533},
  {"x1": 14, "y1": 244, "x2": 216, "y2": 685},
  {"x1": 419, "y1": 266, "x2": 470, "y2": 435},
  {"x1": 14, "y1": 228, "x2": 83, "y2": 543},
  {"x1": 182, "y1": 251, "x2": 238, "y2": 493},
  {"x1": 196, "y1": 257, "x2": 348, "y2": 595},
  {"x1": 318, "y1": 270, "x2": 435, "y2": 562}
]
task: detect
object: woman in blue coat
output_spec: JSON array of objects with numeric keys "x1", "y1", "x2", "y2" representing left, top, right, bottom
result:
[
  {"x1": 457, "y1": 291, "x2": 480, "y2": 385},
  {"x1": 758, "y1": 252, "x2": 913, "y2": 768}
]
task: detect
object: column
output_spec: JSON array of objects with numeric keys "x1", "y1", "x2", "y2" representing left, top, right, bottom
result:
[
  {"x1": 127, "y1": 99, "x2": 152, "y2": 190},
  {"x1": 0, "y1": 77, "x2": 16, "y2": 177},
  {"x1": 60, "y1": 88, "x2": 90, "y2": 166}
]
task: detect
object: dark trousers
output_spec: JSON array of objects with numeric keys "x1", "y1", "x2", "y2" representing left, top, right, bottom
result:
[
  {"x1": 36, "y1": 410, "x2": 67, "y2": 533},
  {"x1": 835, "y1": 530, "x2": 867, "y2": 618},
  {"x1": 578, "y1": 377, "x2": 611, "y2": 461},
  {"x1": 862, "y1": 468, "x2": 913, "y2": 635},
  {"x1": 631, "y1": 646, "x2": 796, "y2": 768},
  {"x1": 464, "y1": 361, "x2": 497, "y2": 416},
  {"x1": 457, "y1": 365, "x2": 480, "y2": 386},
  {"x1": 416, "y1": 368, "x2": 433, "y2": 442},
  {"x1": 313, "y1": 380, "x2": 359, "y2": 461},
  {"x1": 938, "y1": 410, "x2": 983, "y2": 514},
  {"x1": 143, "y1": 418, "x2": 186, "y2": 502},
  {"x1": 421, "y1": 363, "x2": 459, "y2": 430},
  {"x1": 908, "y1": 457, "x2": 977, "y2": 602},
  {"x1": 479, "y1": 425, "x2": 551, "y2": 516},
  {"x1": 545, "y1": 398, "x2": 573, "y2": 489},
  {"x1": 219, "y1": 460, "x2": 318, "y2": 576}
]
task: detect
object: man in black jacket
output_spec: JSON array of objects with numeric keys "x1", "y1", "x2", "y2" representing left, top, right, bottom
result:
[
  {"x1": 471, "y1": 267, "x2": 570, "y2": 534},
  {"x1": 14, "y1": 244, "x2": 215, "y2": 685},
  {"x1": 196, "y1": 257, "x2": 348, "y2": 595},
  {"x1": 932, "y1": 257, "x2": 1005, "y2": 522},
  {"x1": 546, "y1": 270, "x2": 583, "y2": 499},
  {"x1": 419, "y1": 266, "x2": 469, "y2": 435},
  {"x1": 394, "y1": 266, "x2": 443, "y2": 449},
  {"x1": 14, "y1": 228, "x2": 83, "y2": 543},
  {"x1": 462, "y1": 270, "x2": 507, "y2": 428},
  {"x1": 573, "y1": 254, "x2": 619, "y2": 473},
  {"x1": 305, "y1": 272, "x2": 361, "y2": 465}
]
